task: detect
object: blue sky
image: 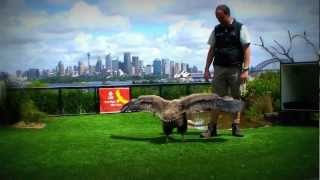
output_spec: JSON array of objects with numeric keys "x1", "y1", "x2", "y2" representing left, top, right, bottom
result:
[{"x1": 0, "y1": 0, "x2": 318, "y2": 73}]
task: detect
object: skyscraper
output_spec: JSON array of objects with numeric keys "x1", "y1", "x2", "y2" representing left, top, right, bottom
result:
[
  {"x1": 175, "y1": 62, "x2": 181, "y2": 74},
  {"x1": 105, "y1": 53, "x2": 112, "y2": 71},
  {"x1": 123, "y1": 52, "x2": 132, "y2": 75},
  {"x1": 132, "y1": 56, "x2": 139, "y2": 76},
  {"x1": 137, "y1": 60, "x2": 143, "y2": 76},
  {"x1": 87, "y1": 52, "x2": 91, "y2": 74},
  {"x1": 26, "y1": 68, "x2": 40, "y2": 80},
  {"x1": 191, "y1": 65, "x2": 198, "y2": 73},
  {"x1": 170, "y1": 61, "x2": 175, "y2": 78},
  {"x1": 145, "y1": 65, "x2": 153, "y2": 75},
  {"x1": 162, "y1": 58, "x2": 170, "y2": 76},
  {"x1": 112, "y1": 59, "x2": 119, "y2": 71},
  {"x1": 64, "y1": 66, "x2": 70, "y2": 76},
  {"x1": 78, "y1": 61, "x2": 85, "y2": 75},
  {"x1": 57, "y1": 61, "x2": 64, "y2": 76},
  {"x1": 153, "y1": 59, "x2": 161, "y2": 76},
  {"x1": 181, "y1": 63, "x2": 187, "y2": 72},
  {"x1": 96, "y1": 56, "x2": 102, "y2": 73}
]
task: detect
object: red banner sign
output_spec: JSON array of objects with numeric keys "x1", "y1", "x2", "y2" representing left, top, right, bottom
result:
[{"x1": 99, "y1": 87, "x2": 130, "y2": 113}]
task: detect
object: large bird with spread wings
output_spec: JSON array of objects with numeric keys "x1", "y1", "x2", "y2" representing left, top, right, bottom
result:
[{"x1": 121, "y1": 93, "x2": 244, "y2": 141}]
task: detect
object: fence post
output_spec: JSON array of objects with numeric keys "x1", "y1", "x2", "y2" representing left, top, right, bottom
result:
[
  {"x1": 186, "y1": 84, "x2": 191, "y2": 95},
  {"x1": 159, "y1": 84, "x2": 163, "y2": 97},
  {"x1": 95, "y1": 87, "x2": 99, "y2": 114},
  {"x1": 58, "y1": 88, "x2": 63, "y2": 115}
]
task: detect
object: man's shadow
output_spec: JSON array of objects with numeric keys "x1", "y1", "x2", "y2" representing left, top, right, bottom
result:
[{"x1": 110, "y1": 131, "x2": 228, "y2": 144}]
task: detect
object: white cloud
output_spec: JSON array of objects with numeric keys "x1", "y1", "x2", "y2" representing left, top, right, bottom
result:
[
  {"x1": 64, "y1": 1, "x2": 130, "y2": 30},
  {"x1": 167, "y1": 19, "x2": 211, "y2": 48},
  {"x1": 226, "y1": 0, "x2": 287, "y2": 18},
  {"x1": 2, "y1": 1, "x2": 130, "y2": 37},
  {"x1": 99, "y1": 0, "x2": 175, "y2": 15},
  {"x1": 0, "y1": 0, "x2": 318, "y2": 73}
]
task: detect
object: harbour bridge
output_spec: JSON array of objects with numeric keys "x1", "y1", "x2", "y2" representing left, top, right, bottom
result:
[{"x1": 251, "y1": 58, "x2": 287, "y2": 72}]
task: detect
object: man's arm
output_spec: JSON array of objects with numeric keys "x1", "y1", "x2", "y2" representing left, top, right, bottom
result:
[
  {"x1": 204, "y1": 46, "x2": 215, "y2": 81},
  {"x1": 240, "y1": 44, "x2": 251, "y2": 81},
  {"x1": 243, "y1": 44, "x2": 251, "y2": 68}
]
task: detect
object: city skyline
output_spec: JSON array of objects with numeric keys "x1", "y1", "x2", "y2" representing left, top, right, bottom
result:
[
  {"x1": 0, "y1": 0, "x2": 318, "y2": 73},
  {"x1": 17, "y1": 51, "x2": 201, "y2": 80}
]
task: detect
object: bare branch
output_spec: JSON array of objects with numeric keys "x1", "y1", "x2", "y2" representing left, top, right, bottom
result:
[
  {"x1": 253, "y1": 36, "x2": 280, "y2": 60},
  {"x1": 291, "y1": 31, "x2": 319, "y2": 60},
  {"x1": 287, "y1": 30, "x2": 293, "y2": 53},
  {"x1": 274, "y1": 40, "x2": 287, "y2": 54},
  {"x1": 259, "y1": 37, "x2": 264, "y2": 46},
  {"x1": 270, "y1": 45, "x2": 294, "y2": 63},
  {"x1": 271, "y1": 46, "x2": 283, "y2": 55}
]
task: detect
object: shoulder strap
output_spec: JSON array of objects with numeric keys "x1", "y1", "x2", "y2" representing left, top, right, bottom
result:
[{"x1": 233, "y1": 19, "x2": 243, "y2": 44}]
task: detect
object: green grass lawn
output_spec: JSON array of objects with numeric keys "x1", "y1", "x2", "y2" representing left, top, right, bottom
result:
[{"x1": 0, "y1": 112, "x2": 318, "y2": 180}]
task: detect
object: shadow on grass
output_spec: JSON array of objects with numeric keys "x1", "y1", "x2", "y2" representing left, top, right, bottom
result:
[{"x1": 110, "y1": 134, "x2": 228, "y2": 144}]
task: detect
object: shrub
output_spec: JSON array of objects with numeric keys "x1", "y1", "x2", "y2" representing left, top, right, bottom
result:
[
  {"x1": 244, "y1": 95, "x2": 274, "y2": 122},
  {"x1": 62, "y1": 89, "x2": 96, "y2": 114},
  {"x1": 244, "y1": 71, "x2": 280, "y2": 112},
  {"x1": 243, "y1": 72, "x2": 279, "y2": 121},
  {"x1": 20, "y1": 99, "x2": 46, "y2": 123}
]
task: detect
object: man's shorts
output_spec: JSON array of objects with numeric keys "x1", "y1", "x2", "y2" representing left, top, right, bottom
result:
[{"x1": 212, "y1": 65, "x2": 242, "y2": 98}]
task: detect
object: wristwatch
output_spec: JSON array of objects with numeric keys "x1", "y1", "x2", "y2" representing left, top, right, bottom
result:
[{"x1": 242, "y1": 67, "x2": 249, "y2": 72}]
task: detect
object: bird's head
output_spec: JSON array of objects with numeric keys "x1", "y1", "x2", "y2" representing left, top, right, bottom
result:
[
  {"x1": 161, "y1": 103, "x2": 183, "y2": 124},
  {"x1": 120, "y1": 99, "x2": 141, "y2": 112}
]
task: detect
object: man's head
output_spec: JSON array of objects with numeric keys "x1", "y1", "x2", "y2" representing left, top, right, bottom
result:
[{"x1": 215, "y1": 4, "x2": 231, "y2": 25}]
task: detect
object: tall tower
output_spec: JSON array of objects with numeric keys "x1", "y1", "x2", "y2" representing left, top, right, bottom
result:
[
  {"x1": 153, "y1": 59, "x2": 162, "y2": 76},
  {"x1": 96, "y1": 56, "x2": 102, "y2": 73},
  {"x1": 105, "y1": 53, "x2": 112, "y2": 71},
  {"x1": 123, "y1": 52, "x2": 132, "y2": 75},
  {"x1": 87, "y1": 52, "x2": 91, "y2": 74},
  {"x1": 57, "y1": 60, "x2": 64, "y2": 76}
]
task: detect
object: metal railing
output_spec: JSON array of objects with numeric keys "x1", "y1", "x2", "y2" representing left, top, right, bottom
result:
[{"x1": 8, "y1": 82, "x2": 211, "y2": 116}]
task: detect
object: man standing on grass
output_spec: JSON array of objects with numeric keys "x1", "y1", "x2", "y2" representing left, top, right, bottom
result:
[{"x1": 201, "y1": 4, "x2": 251, "y2": 138}]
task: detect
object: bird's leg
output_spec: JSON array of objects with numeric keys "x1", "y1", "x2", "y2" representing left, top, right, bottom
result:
[
  {"x1": 166, "y1": 135, "x2": 169, "y2": 143},
  {"x1": 181, "y1": 134, "x2": 185, "y2": 142}
]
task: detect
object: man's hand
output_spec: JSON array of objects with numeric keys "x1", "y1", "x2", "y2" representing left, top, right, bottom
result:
[
  {"x1": 204, "y1": 69, "x2": 211, "y2": 82},
  {"x1": 240, "y1": 70, "x2": 249, "y2": 84}
]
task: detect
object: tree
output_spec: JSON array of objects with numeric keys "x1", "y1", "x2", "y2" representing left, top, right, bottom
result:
[{"x1": 254, "y1": 30, "x2": 319, "y2": 63}]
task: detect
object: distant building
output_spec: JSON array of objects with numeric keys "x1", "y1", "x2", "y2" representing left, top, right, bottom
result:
[
  {"x1": 145, "y1": 65, "x2": 153, "y2": 75},
  {"x1": 41, "y1": 69, "x2": 49, "y2": 77},
  {"x1": 57, "y1": 61, "x2": 64, "y2": 76},
  {"x1": 181, "y1": 63, "x2": 187, "y2": 72},
  {"x1": 186, "y1": 64, "x2": 190, "y2": 73},
  {"x1": 191, "y1": 65, "x2": 198, "y2": 73},
  {"x1": 162, "y1": 58, "x2": 170, "y2": 76},
  {"x1": 153, "y1": 59, "x2": 162, "y2": 76},
  {"x1": 96, "y1": 56, "x2": 102, "y2": 73},
  {"x1": 16, "y1": 70, "x2": 22, "y2": 77},
  {"x1": 132, "y1": 56, "x2": 139, "y2": 76},
  {"x1": 25, "y1": 68, "x2": 40, "y2": 80},
  {"x1": 119, "y1": 62, "x2": 126, "y2": 76},
  {"x1": 105, "y1": 54, "x2": 112, "y2": 71},
  {"x1": 78, "y1": 61, "x2": 85, "y2": 75},
  {"x1": 65, "y1": 66, "x2": 73, "y2": 76},
  {"x1": 170, "y1": 61, "x2": 175, "y2": 78},
  {"x1": 87, "y1": 52, "x2": 91, "y2": 74},
  {"x1": 112, "y1": 59, "x2": 119, "y2": 71},
  {"x1": 174, "y1": 62, "x2": 181, "y2": 74},
  {"x1": 123, "y1": 52, "x2": 132, "y2": 75}
]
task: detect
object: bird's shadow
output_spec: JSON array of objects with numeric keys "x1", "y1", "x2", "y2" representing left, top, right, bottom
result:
[{"x1": 110, "y1": 132, "x2": 227, "y2": 144}]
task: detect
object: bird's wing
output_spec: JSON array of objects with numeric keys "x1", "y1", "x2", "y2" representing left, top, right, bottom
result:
[
  {"x1": 121, "y1": 95, "x2": 168, "y2": 114},
  {"x1": 179, "y1": 93, "x2": 244, "y2": 113}
]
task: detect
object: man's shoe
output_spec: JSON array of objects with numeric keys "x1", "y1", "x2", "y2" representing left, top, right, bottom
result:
[
  {"x1": 232, "y1": 123, "x2": 243, "y2": 137},
  {"x1": 200, "y1": 123, "x2": 217, "y2": 138}
]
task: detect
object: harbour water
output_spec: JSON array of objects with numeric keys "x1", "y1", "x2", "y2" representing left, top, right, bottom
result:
[{"x1": 46, "y1": 80, "x2": 133, "y2": 88}]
